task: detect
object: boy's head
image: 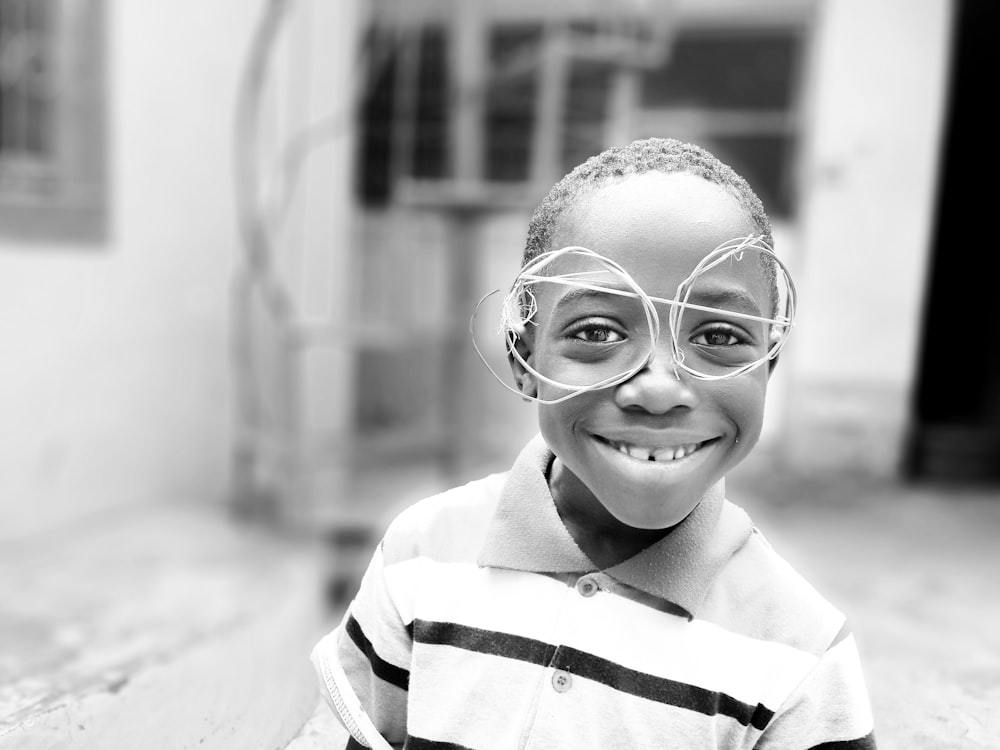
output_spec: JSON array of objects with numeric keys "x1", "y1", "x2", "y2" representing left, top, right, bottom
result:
[
  {"x1": 505, "y1": 138, "x2": 788, "y2": 533},
  {"x1": 523, "y1": 137, "x2": 771, "y2": 266}
]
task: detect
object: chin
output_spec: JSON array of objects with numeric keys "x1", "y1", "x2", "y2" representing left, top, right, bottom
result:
[{"x1": 602, "y1": 495, "x2": 700, "y2": 531}]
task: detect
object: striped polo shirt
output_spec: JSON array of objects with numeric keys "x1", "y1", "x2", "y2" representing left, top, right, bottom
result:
[{"x1": 312, "y1": 436, "x2": 877, "y2": 749}]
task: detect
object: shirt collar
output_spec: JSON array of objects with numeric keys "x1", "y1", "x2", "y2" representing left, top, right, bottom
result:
[{"x1": 477, "y1": 434, "x2": 752, "y2": 617}]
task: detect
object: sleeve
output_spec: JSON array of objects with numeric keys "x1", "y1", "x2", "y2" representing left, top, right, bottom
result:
[
  {"x1": 310, "y1": 539, "x2": 412, "y2": 748},
  {"x1": 755, "y1": 626, "x2": 878, "y2": 749}
]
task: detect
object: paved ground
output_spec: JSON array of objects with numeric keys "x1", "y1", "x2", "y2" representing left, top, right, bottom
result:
[
  {"x1": 728, "y1": 463, "x2": 1000, "y2": 749},
  {"x1": 289, "y1": 453, "x2": 1000, "y2": 750},
  {"x1": 0, "y1": 504, "x2": 322, "y2": 750}
]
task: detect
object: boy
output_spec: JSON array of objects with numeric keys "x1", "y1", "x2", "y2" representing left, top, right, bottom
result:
[{"x1": 311, "y1": 138, "x2": 877, "y2": 749}]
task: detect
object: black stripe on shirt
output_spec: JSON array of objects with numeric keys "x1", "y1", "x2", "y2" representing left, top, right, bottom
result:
[
  {"x1": 554, "y1": 645, "x2": 774, "y2": 730},
  {"x1": 412, "y1": 619, "x2": 774, "y2": 730},
  {"x1": 807, "y1": 733, "x2": 877, "y2": 750},
  {"x1": 405, "y1": 736, "x2": 476, "y2": 750},
  {"x1": 346, "y1": 613, "x2": 410, "y2": 691},
  {"x1": 415, "y1": 619, "x2": 558, "y2": 666}
]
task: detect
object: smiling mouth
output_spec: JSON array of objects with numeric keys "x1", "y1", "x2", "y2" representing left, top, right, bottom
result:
[{"x1": 593, "y1": 435, "x2": 715, "y2": 463}]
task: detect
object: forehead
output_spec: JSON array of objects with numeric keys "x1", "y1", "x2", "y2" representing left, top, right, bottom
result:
[{"x1": 548, "y1": 172, "x2": 758, "y2": 296}]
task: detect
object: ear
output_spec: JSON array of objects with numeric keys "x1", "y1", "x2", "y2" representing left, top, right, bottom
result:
[
  {"x1": 767, "y1": 324, "x2": 785, "y2": 378},
  {"x1": 506, "y1": 324, "x2": 537, "y2": 400},
  {"x1": 767, "y1": 354, "x2": 781, "y2": 380}
]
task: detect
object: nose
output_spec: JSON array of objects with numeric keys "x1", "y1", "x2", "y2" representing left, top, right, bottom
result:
[{"x1": 613, "y1": 350, "x2": 699, "y2": 414}]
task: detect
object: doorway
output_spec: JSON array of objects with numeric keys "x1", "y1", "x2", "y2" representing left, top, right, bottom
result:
[{"x1": 907, "y1": 0, "x2": 1000, "y2": 482}]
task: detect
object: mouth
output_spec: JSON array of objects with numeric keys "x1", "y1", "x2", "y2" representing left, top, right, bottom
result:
[{"x1": 592, "y1": 434, "x2": 717, "y2": 463}]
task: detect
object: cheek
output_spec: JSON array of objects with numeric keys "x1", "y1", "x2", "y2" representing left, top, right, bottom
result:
[
  {"x1": 536, "y1": 395, "x2": 602, "y2": 451},
  {"x1": 524, "y1": 330, "x2": 558, "y2": 388},
  {"x1": 721, "y1": 377, "x2": 768, "y2": 438},
  {"x1": 538, "y1": 399, "x2": 582, "y2": 434}
]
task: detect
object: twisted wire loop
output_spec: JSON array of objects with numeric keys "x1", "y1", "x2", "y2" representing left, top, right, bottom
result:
[
  {"x1": 668, "y1": 236, "x2": 795, "y2": 381},
  {"x1": 471, "y1": 235, "x2": 797, "y2": 405}
]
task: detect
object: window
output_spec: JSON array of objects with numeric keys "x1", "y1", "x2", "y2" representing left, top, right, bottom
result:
[
  {"x1": 637, "y1": 27, "x2": 805, "y2": 217},
  {"x1": 357, "y1": 19, "x2": 620, "y2": 204},
  {"x1": 483, "y1": 24, "x2": 538, "y2": 183},
  {"x1": 356, "y1": 18, "x2": 804, "y2": 218},
  {"x1": 485, "y1": 23, "x2": 614, "y2": 183},
  {"x1": 357, "y1": 23, "x2": 450, "y2": 206},
  {"x1": 0, "y1": 0, "x2": 106, "y2": 241}
]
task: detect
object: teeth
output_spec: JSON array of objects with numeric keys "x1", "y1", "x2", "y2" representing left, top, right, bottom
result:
[
  {"x1": 611, "y1": 441, "x2": 700, "y2": 462},
  {"x1": 626, "y1": 445, "x2": 650, "y2": 460}
]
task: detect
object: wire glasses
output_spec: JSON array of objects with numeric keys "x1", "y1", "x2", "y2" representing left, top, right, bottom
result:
[{"x1": 472, "y1": 235, "x2": 796, "y2": 405}]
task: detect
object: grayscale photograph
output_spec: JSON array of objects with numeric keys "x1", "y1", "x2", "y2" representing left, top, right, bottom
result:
[{"x1": 0, "y1": 1, "x2": 996, "y2": 748}]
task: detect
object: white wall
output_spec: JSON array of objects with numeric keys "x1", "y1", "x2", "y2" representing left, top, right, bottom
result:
[
  {"x1": 0, "y1": 2, "x2": 357, "y2": 540},
  {"x1": 780, "y1": 0, "x2": 953, "y2": 475}
]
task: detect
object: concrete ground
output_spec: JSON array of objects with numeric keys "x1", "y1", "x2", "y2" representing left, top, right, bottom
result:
[
  {"x1": 289, "y1": 451, "x2": 1000, "y2": 750},
  {"x1": 728, "y1": 462, "x2": 1000, "y2": 749},
  {"x1": 0, "y1": 504, "x2": 324, "y2": 750}
]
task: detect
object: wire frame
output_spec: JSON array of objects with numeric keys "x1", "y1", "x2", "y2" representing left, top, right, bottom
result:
[
  {"x1": 667, "y1": 236, "x2": 796, "y2": 381},
  {"x1": 471, "y1": 236, "x2": 797, "y2": 404}
]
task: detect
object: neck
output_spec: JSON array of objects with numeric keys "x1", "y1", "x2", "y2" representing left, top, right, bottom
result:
[{"x1": 548, "y1": 458, "x2": 673, "y2": 569}]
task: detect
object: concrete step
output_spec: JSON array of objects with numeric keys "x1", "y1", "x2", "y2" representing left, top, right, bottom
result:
[{"x1": 0, "y1": 503, "x2": 326, "y2": 750}]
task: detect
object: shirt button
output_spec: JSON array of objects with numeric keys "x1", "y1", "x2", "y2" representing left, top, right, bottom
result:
[
  {"x1": 576, "y1": 576, "x2": 599, "y2": 597},
  {"x1": 552, "y1": 670, "x2": 572, "y2": 692}
]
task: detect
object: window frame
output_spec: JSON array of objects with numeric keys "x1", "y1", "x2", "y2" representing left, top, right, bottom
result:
[
  {"x1": 0, "y1": 0, "x2": 107, "y2": 243},
  {"x1": 631, "y1": 21, "x2": 811, "y2": 218}
]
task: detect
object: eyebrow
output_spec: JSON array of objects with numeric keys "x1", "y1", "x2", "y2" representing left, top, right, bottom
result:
[
  {"x1": 676, "y1": 285, "x2": 764, "y2": 317},
  {"x1": 533, "y1": 275, "x2": 779, "y2": 325},
  {"x1": 545, "y1": 280, "x2": 642, "y2": 314}
]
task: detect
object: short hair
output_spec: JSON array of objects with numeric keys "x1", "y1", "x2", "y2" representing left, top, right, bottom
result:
[{"x1": 523, "y1": 137, "x2": 772, "y2": 265}]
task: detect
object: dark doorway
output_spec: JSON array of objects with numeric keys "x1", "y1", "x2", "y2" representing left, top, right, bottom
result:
[{"x1": 906, "y1": 0, "x2": 1000, "y2": 482}]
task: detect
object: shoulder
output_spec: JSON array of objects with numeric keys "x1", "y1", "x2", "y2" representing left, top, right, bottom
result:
[
  {"x1": 379, "y1": 470, "x2": 508, "y2": 566},
  {"x1": 702, "y1": 509, "x2": 847, "y2": 657}
]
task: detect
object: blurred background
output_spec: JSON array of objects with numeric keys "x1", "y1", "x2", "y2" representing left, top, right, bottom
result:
[{"x1": 0, "y1": 0, "x2": 996, "y2": 748}]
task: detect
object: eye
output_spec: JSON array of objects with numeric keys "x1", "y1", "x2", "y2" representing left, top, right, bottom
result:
[
  {"x1": 565, "y1": 318, "x2": 627, "y2": 345},
  {"x1": 690, "y1": 324, "x2": 750, "y2": 348},
  {"x1": 573, "y1": 325, "x2": 624, "y2": 344}
]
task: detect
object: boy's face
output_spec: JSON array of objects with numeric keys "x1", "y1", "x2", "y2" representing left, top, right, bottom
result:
[{"x1": 511, "y1": 172, "x2": 770, "y2": 531}]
